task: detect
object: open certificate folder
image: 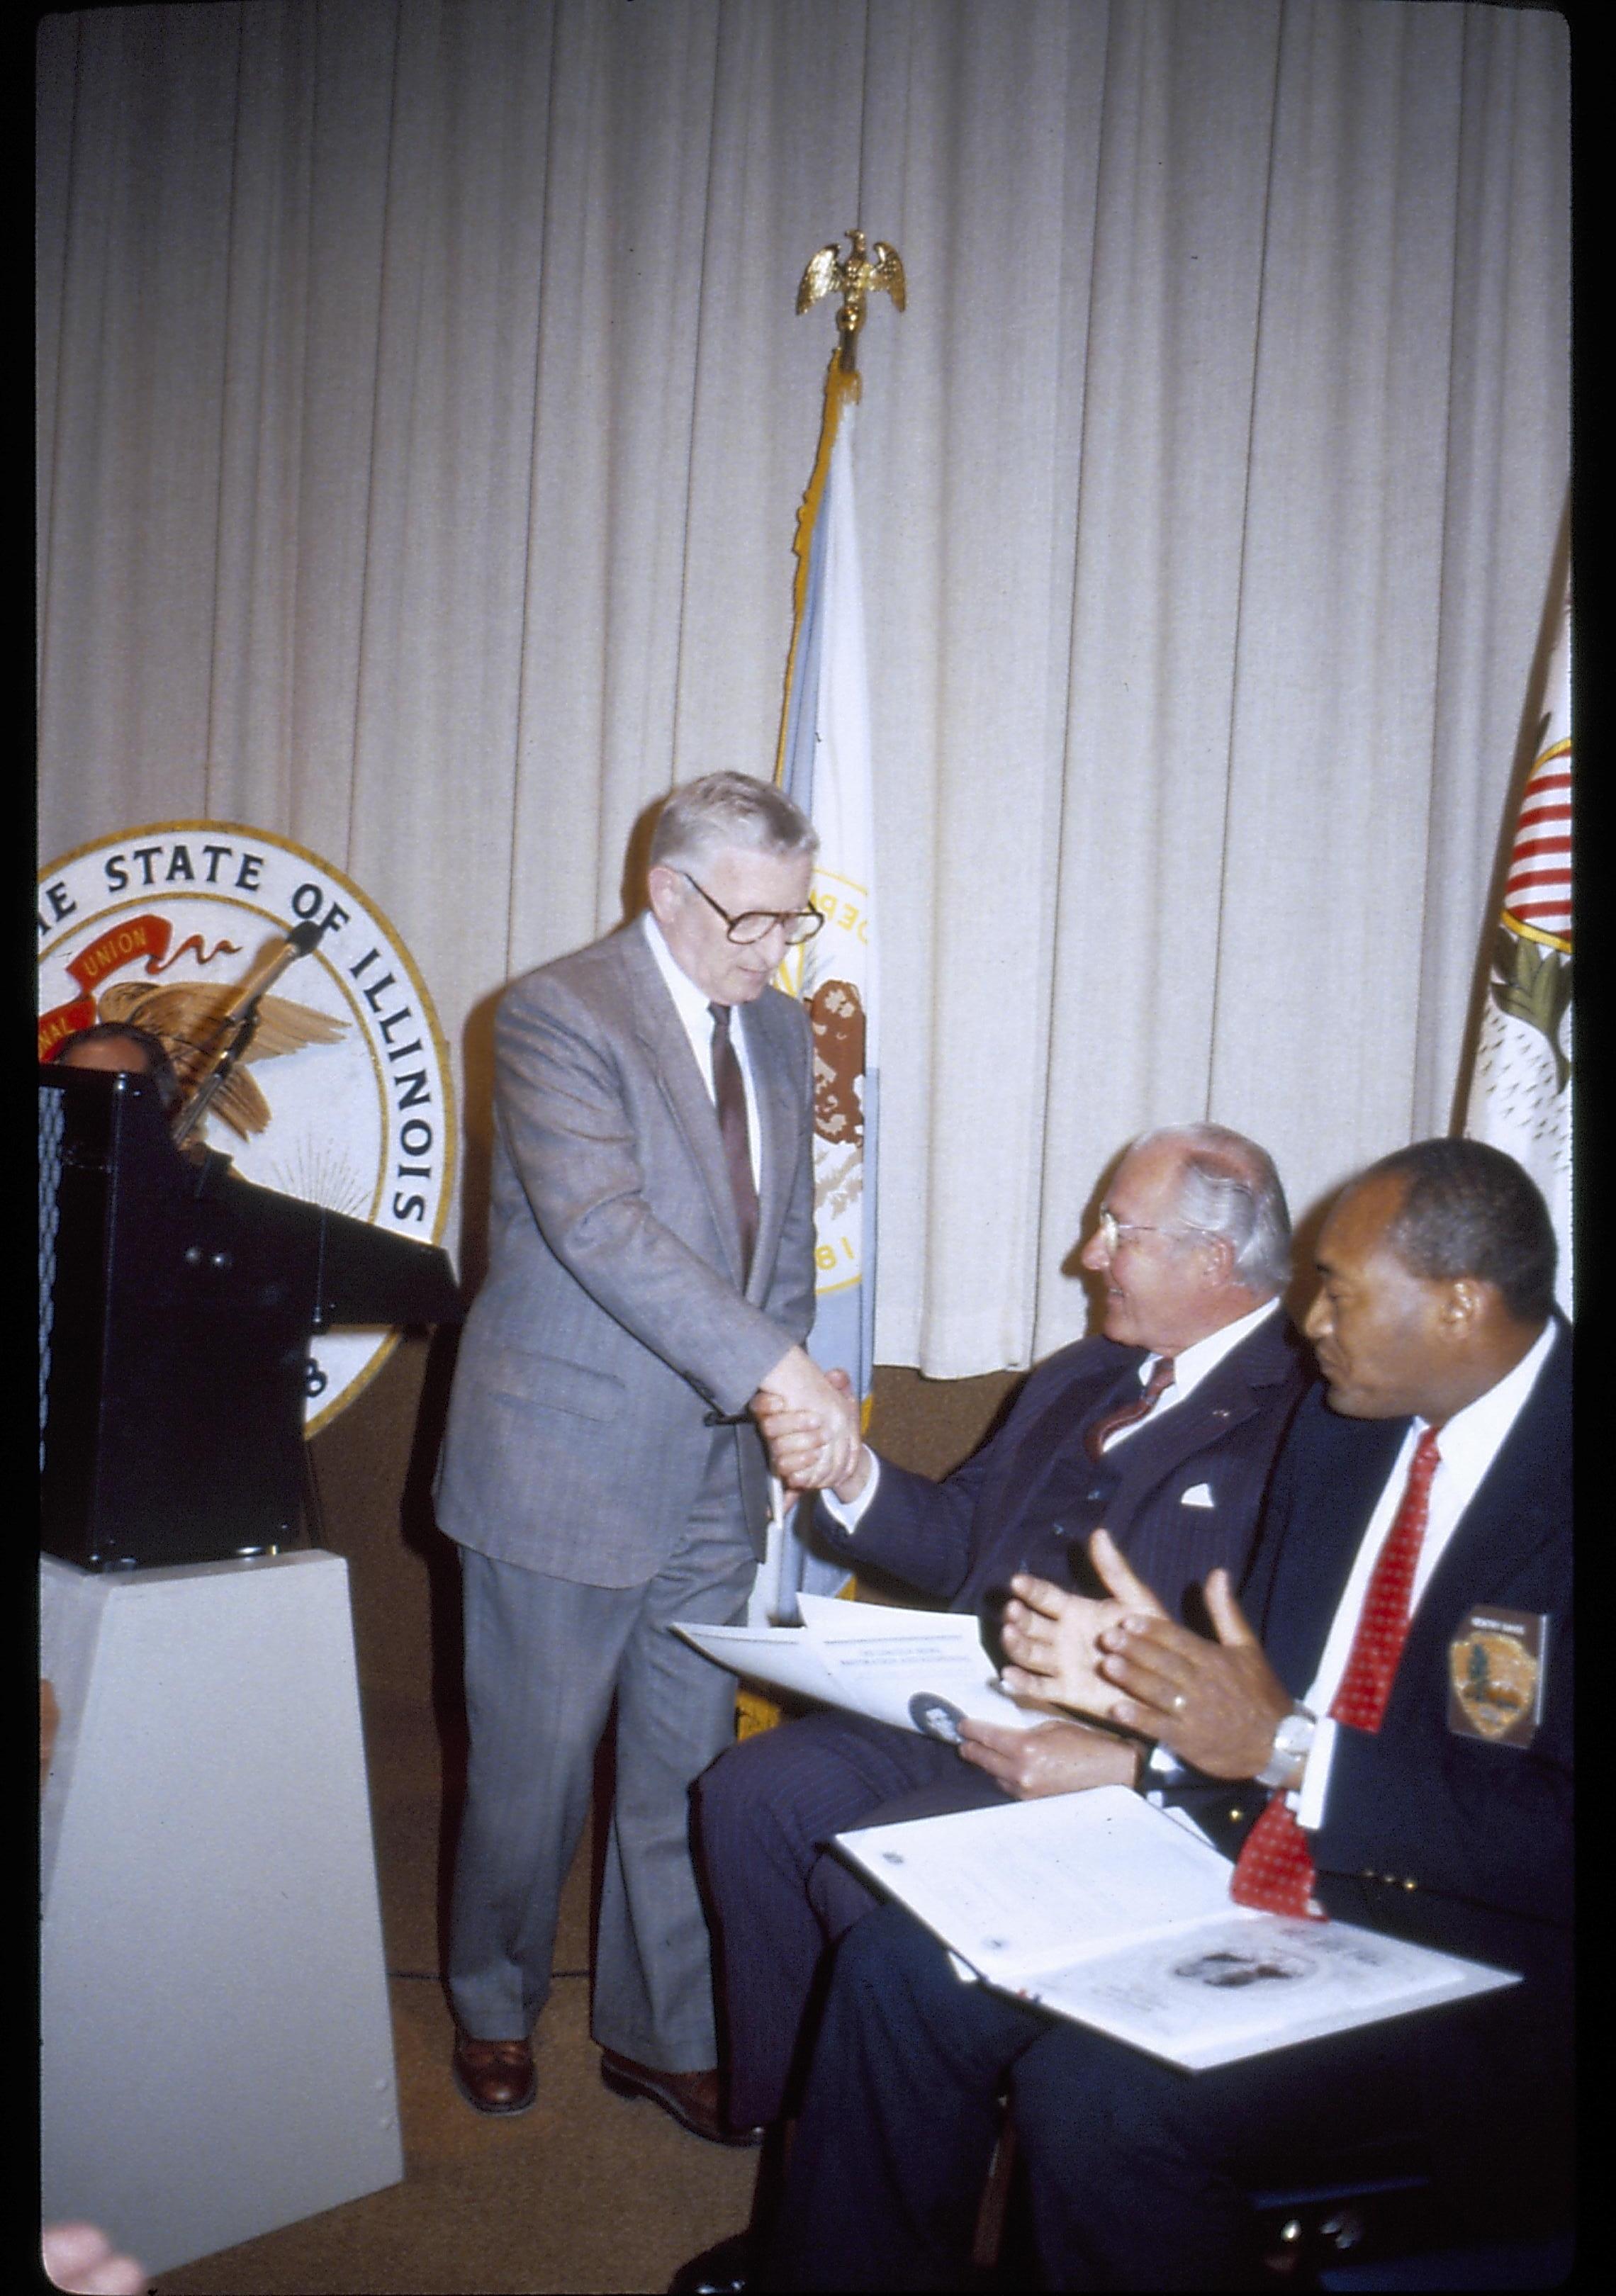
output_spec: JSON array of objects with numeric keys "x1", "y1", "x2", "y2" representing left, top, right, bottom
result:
[
  {"x1": 673, "y1": 1595, "x2": 1050, "y2": 1738},
  {"x1": 834, "y1": 1787, "x2": 1518, "y2": 2071}
]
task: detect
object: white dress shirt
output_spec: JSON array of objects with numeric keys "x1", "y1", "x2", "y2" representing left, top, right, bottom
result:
[{"x1": 642, "y1": 911, "x2": 763, "y2": 1192}]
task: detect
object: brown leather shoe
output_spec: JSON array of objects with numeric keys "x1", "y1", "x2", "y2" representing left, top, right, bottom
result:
[
  {"x1": 452, "y1": 2032, "x2": 536, "y2": 2115},
  {"x1": 599, "y1": 2049, "x2": 763, "y2": 2146}
]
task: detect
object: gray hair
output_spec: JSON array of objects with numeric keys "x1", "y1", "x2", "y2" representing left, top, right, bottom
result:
[
  {"x1": 649, "y1": 772, "x2": 818, "y2": 874},
  {"x1": 1132, "y1": 1123, "x2": 1291, "y2": 1293}
]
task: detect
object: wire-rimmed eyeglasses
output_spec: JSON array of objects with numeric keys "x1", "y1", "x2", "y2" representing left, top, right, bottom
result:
[
  {"x1": 681, "y1": 872, "x2": 825, "y2": 947},
  {"x1": 1095, "y1": 1208, "x2": 1211, "y2": 1253}
]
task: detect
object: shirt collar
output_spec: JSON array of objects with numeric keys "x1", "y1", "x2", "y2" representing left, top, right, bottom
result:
[
  {"x1": 642, "y1": 910, "x2": 734, "y2": 1039},
  {"x1": 1143, "y1": 1294, "x2": 1281, "y2": 1400},
  {"x1": 1413, "y1": 1317, "x2": 1556, "y2": 1491}
]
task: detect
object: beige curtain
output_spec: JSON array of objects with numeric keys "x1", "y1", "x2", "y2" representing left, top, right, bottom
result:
[{"x1": 37, "y1": 0, "x2": 1569, "y2": 1375}]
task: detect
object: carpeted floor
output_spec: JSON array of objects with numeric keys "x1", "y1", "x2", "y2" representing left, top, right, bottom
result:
[{"x1": 144, "y1": 1334, "x2": 1017, "y2": 2296}]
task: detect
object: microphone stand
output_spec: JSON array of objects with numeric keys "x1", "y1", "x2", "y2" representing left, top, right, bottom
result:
[{"x1": 170, "y1": 919, "x2": 324, "y2": 1149}]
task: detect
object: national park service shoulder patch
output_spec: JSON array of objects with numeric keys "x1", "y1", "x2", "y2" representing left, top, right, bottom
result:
[{"x1": 1447, "y1": 1606, "x2": 1547, "y2": 1750}]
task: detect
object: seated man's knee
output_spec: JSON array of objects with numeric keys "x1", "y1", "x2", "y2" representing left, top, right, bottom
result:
[
  {"x1": 1013, "y1": 2019, "x2": 1191, "y2": 2167},
  {"x1": 806, "y1": 1845, "x2": 885, "y2": 1943},
  {"x1": 695, "y1": 1722, "x2": 799, "y2": 1856},
  {"x1": 834, "y1": 1900, "x2": 951, "y2": 2007}
]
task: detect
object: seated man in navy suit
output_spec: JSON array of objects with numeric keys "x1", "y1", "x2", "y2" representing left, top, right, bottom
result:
[
  {"x1": 696, "y1": 1123, "x2": 1313, "y2": 2135},
  {"x1": 739, "y1": 1139, "x2": 1570, "y2": 2292}
]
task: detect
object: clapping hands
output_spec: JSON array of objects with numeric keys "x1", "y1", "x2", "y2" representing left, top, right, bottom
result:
[
  {"x1": 996, "y1": 1531, "x2": 1165, "y2": 1723},
  {"x1": 999, "y1": 1529, "x2": 1291, "y2": 1779}
]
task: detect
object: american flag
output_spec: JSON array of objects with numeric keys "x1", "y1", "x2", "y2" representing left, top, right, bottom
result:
[
  {"x1": 1500, "y1": 738, "x2": 1571, "y2": 950},
  {"x1": 1464, "y1": 563, "x2": 1571, "y2": 1312}
]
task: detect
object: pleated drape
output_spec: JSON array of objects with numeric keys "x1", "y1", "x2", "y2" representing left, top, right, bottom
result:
[{"x1": 37, "y1": 0, "x2": 1569, "y2": 1375}]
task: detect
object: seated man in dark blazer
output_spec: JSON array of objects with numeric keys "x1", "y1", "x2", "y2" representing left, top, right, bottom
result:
[
  {"x1": 748, "y1": 1139, "x2": 1571, "y2": 2292},
  {"x1": 697, "y1": 1123, "x2": 1314, "y2": 2135}
]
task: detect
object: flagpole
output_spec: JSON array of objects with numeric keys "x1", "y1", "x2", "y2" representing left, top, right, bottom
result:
[{"x1": 740, "y1": 235, "x2": 901, "y2": 1677}]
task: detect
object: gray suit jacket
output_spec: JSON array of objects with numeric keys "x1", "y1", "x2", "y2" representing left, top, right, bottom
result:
[{"x1": 435, "y1": 921, "x2": 817, "y2": 1587}]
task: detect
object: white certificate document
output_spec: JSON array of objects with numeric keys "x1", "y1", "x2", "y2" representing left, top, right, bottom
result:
[
  {"x1": 673, "y1": 1594, "x2": 1050, "y2": 1738},
  {"x1": 835, "y1": 1787, "x2": 1518, "y2": 2071}
]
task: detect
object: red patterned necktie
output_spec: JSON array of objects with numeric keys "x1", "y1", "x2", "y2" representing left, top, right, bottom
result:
[
  {"x1": 1084, "y1": 1356, "x2": 1177, "y2": 1462},
  {"x1": 1230, "y1": 1426, "x2": 1442, "y2": 1919},
  {"x1": 709, "y1": 1003, "x2": 758, "y2": 1281}
]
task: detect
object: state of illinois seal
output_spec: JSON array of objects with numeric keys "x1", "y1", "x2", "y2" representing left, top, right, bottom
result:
[{"x1": 38, "y1": 822, "x2": 456, "y2": 1430}]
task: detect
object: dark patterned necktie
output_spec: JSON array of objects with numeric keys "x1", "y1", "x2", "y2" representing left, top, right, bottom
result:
[
  {"x1": 1230, "y1": 1427, "x2": 1442, "y2": 1919},
  {"x1": 1083, "y1": 1356, "x2": 1177, "y2": 1462},
  {"x1": 709, "y1": 1003, "x2": 758, "y2": 1281}
]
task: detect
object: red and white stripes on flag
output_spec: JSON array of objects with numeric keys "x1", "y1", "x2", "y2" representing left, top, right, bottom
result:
[
  {"x1": 1500, "y1": 742, "x2": 1571, "y2": 945},
  {"x1": 1463, "y1": 563, "x2": 1572, "y2": 1314}
]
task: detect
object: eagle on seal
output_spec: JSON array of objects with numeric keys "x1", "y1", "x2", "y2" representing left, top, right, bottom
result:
[{"x1": 96, "y1": 978, "x2": 347, "y2": 1140}]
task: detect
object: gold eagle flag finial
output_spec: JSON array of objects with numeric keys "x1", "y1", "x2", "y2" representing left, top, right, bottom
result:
[{"x1": 796, "y1": 230, "x2": 904, "y2": 375}]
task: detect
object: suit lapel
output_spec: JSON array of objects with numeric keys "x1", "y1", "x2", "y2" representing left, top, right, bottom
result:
[
  {"x1": 984, "y1": 1318, "x2": 1299, "y2": 1541},
  {"x1": 1391, "y1": 1326, "x2": 1571, "y2": 1708},
  {"x1": 615, "y1": 928, "x2": 750, "y2": 1285},
  {"x1": 984, "y1": 1351, "x2": 1143, "y2": 1534},
  {"x1": 1262, "y1": 1412, "x2": 1408, "y2": 1692},
  {"x1": 1078, "y1": 1313, "x2": 1294, "y2": 1513},
  {"x1": 1106, "y1": 1349, "x2": 1262, "y2": 1512},
  {"x1": 1267, "y1": 1324, "x2": 1570, "y2": 1706}
]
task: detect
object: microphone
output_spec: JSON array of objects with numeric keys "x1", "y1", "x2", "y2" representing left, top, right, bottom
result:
[{"x1": 170, "y1": 918, "x2": 327, "y2": 1146}]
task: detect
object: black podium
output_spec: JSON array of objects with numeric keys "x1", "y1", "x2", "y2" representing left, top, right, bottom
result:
[{"x1": 39, "y1": 1064, "x2": 463, "y2": 1570}]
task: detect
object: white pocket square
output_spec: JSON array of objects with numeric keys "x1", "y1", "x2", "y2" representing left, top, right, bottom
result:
[{"x1": 1180, "y1": 1483, "x2": 1216, "y2": 1509}]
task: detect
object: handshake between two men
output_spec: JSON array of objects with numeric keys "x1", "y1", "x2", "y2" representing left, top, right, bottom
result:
[{"x1": 748, "y1": 1368, "x2": 1291, "y2": 1799}]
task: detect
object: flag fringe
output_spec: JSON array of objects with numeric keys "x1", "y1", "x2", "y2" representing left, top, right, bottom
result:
[{"x1": 774, "y1": 351, "x2": 863, "y2": 787}]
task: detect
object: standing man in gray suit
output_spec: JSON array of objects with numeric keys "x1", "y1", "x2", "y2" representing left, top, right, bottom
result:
[{"x1": 434, "y1": 772, "x2": 856, "y2": 2139}]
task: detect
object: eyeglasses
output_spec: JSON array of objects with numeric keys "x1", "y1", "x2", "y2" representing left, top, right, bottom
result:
[
  {"x1": 1096, "y1": 1208, "x2": 1210, "y2": 1253},
  {"x1": 681, "y1": 872, "x2": 826, "y2": 947}
]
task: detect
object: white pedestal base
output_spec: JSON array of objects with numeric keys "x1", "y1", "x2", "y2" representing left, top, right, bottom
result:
[{"x1": 40, "y1": 1550, "x2": 404, "y2": 2277}]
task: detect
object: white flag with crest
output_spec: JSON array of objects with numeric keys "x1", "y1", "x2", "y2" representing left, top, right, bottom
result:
[{"x1": 748, "y1": 359, "x2": 878, "y2": 1621}]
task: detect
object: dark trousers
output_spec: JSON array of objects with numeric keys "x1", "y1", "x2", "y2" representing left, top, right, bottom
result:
[
  {"x1": 695, "y1": 1709, "x2": 1010, "y2": 2127},
  {"x1": 761, "y1": 1902, "x2": 1450, "y2": 2292}
]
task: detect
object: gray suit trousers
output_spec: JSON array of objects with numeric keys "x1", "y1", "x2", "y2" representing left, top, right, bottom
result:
[{"x1": 448, "y1": 1431, "x2": 756, "y2": 2067}]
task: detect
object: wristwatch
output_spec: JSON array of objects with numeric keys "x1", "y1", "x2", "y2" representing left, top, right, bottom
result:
[{"x1": 1255, "y1": 1704, "x2": 1316, "y2": 1791}]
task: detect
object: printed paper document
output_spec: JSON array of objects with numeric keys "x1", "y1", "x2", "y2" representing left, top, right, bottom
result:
[
  {"x1": 834, "y1": 1787, "x2": 1517, "y2": 2069},
  {"x1": 674, "y1": 1594, "x2": 1049, "y2": 1737}
]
